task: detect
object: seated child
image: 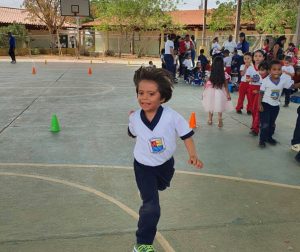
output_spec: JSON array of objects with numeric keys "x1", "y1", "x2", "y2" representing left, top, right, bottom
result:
[{"x1": 183, "y1": 53, "x2": 194, "y2": 83}]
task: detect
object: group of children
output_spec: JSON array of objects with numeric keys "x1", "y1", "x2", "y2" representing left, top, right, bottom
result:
[
  {"x1": 234, "y1": 49, "x2": 300, "y2": 147},
  {"x1": 129, "y1": 44, "x2": 300, "y2": 252}
]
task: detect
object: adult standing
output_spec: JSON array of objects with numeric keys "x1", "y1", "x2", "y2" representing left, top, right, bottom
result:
[
  {"x1": 8, "y1": 32, "x2": 16, "y2": 64},
  {"x1": 236, "y1": 32, "x2": 249, "y2": 54},
  {"x1": 190, "y1": 35, "x2": 197, "y2": 67},
  {"x1": 164, "y1": 33, "x2": 176, "y2": 78},
  {"x1": 211, "y1": 37, "x2": 222, "y2": 59},
  {"x1": 222, "y1": 35, "x2": 237, "y2": 54},
  {"x1": 291, "y1": 106, "x2": 300, "y2": 163},
  {"x1": 272, "y1": 35, "x2": 286, "y2": 60}
]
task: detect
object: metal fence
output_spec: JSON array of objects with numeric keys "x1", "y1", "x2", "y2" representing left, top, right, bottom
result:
[{"x1": 0, "y1": 31, "x2": 297, "y2": 57}]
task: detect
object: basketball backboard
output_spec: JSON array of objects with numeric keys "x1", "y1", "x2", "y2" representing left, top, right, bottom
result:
[{"x1": 60, "y1": 0, "x2": 90, "y2": 17}]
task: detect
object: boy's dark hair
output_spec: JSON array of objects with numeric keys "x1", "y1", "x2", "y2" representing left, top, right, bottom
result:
[
  {"x1": 258, "y1": 61, "x2": 269, "y2": 71},
  {"x1": 200, "y1": 49, "x2": 204, "y2": 54},
  {"x1": 284, "y1": 55, "x2": 292, "y2": 62},
  {"x1": 134, "y1": 67, "x2": 174, "y2": 103},
  {"x1": 209, "y1": 56, "x2": 225, "y2": 89},
  {"x1": 243, "y1": 52, "x2": 252, "y2": 57},
  {"x1": 223, "y1": 49, "x2": 230, "y2": 56},
  {"x1": 149, "y1": 61, "x2": 153, "y2": 65},
  {"x1": 269, "y1": 60, "x2": 281, "y2": 68}
]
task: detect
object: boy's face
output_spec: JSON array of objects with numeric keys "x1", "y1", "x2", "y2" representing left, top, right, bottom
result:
[
  {"x1": 259, "y1": 69, "x2": 268, "y2": 78},
  {"x1": 269, "y1": 64, "x2": 282, "y2": 79},
  {"x1": 243, "y1": 55, "x2": 252, "y2": 65},
  {"x1": 137, "y1": 80, "x2": 164, "y2": 113},
  {"x1": 284, "y1": 60, "x2": 291, "y2": 66}
]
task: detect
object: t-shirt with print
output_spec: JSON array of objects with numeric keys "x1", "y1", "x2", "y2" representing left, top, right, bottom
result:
[
  {"x1": 260, "y1": 75, "x2": 294, "y2": 106},
  {"x1": 223, "y1": 56, "x2": 232, "y2": 67},
  {"x1": 245, "y1": 65, "x2": 261, "y2": 86},
  {"x1": 128, "y1": 106, "x2": 193, "y2": 166}
]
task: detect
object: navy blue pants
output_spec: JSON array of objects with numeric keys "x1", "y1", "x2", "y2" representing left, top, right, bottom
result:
[
  {"x1": 164, "y1": 54, "x2": 175, "y2": 78},
  {"x1": 282, "y1": 88, "x2": 291, "y2": 105},
  {"x1": 259, "y1": 103, "x2": 280, "y2": 143},
  {"x1": 292, "y1": 106, "x2": 300, "y2": 145},
  {"x1": 134, "y1": 158, "x2": 175, "y2": 245}
]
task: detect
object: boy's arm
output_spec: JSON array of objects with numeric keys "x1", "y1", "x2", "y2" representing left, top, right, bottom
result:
[
  {"x1": 291, "y1": 82, "x2": 300, "y2": 89},
  {"x1": 183, "y1": 137, "x2": 203, "y2": 169},
  {"x1": 258, "y1": 91, "x2": 264, "y2": 112}
]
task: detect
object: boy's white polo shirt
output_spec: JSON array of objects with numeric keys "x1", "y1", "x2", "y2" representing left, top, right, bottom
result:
[
  {"x1": 128, "y1": 106, "x2": 194, "y2": 166},
  {"x1": 260, "y1": 75, "x2": 294, "y2": 106}
]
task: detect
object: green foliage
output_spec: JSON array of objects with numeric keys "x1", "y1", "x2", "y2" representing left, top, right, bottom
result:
[
  {"x1": 0, "y1": 23, "x2": 28, "y2": 48},
  {"x1": 91, "y1": 0, "x2": 181, "y2": 32},
  {"x1": 208, "y1": 1, "x2": 235, "y2": 32},
  {"x1": 209, "y1": 0, "x2": 299, "y2": 33}
]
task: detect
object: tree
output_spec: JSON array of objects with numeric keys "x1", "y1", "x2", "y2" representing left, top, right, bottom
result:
[
  {"x1": 23, "y1": 0, "x2": 70, "y2": 53},
  {"x1": 208, "y1": 1, "x2": 235, "y2": 32},
  {"x1": 90, "y1": 0, "x2": 181, "y2": 56},
  {"x1": 0, "y1": 23, "x2": 28, "y2": 48},
  {"x1": 208, "y1": 0, "x2": 299, "y2": 34}
]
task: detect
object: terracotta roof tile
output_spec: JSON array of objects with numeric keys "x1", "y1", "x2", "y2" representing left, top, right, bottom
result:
[
  {"x1": 0, "y1": 6, "x2": 76, "y2": 28},
  {"x1": 82, "y1": 9, "x2": 211, "y2": 28},
  {"x1": 0, "y1": 6, "x2": 44, "y2": 26}
]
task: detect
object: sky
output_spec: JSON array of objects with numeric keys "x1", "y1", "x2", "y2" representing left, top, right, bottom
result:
[{"x1": 0, "y1": 0, "x2": 227, "y2": 9}]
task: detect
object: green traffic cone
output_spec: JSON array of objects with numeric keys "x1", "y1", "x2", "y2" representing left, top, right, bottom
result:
[{"x1": 51, "y1": 114, "x2": 60, "y2": 132}]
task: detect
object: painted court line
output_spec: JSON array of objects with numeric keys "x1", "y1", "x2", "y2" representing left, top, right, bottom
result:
[
  {"x1": 0, "y1": 172, "x2": 175, "y2": 252},
  {"x1": 0, "y1": 162, "x2": 300, "y2": 190}
]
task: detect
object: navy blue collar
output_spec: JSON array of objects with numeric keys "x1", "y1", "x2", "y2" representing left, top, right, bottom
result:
[
  {"x1": 269, "y1": 76, "x2": 280, "y2": 85},
  {"x1": 141, "y1": 106, "x2": 163, "y2": 131}
]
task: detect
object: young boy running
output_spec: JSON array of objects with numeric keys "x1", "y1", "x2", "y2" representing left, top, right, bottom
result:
[
  {"x1": 128, "y1": 67, "x2": 203, "y2": 252},
  {"x1": 258, "y1": 60, "x2": 300, "y2": 148}
]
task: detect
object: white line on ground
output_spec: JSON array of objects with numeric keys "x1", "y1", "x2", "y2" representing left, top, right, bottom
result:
[
  {"x1": 0, "y1": 162, "x2": 299, "y2": 190},
  {"x1": 0, "y1": 172, "x2": 175, "y2": 252}
]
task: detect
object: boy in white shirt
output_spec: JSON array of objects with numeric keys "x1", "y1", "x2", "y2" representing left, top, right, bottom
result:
[
  {"x1": 281, "y1": 56, "x2": 295, "y2": 107},
  {"x1": 183, "y1": 54, "x2": 194, "y2": 83},
  {"x1": 223, "y1": 49, "x2": 232, "y2": 74},
  {"x1": 258, "y1": 60, "x2": 300, "y2": 148},
  {"x1": 129, "y1": 67, "x2": 203, "y2": 252}
]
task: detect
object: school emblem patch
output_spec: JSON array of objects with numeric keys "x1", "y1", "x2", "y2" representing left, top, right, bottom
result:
[
  {"x1": 270, "y1": 89, "x2": 280, "y2": 100},
  {"x1": 148, "y1": 137, "x2": 165, "y2": 153}
]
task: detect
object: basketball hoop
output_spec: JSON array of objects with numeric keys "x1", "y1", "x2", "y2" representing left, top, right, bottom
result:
[{"x1": 71, "y1": 5, "x2": 79, "y2": 16}]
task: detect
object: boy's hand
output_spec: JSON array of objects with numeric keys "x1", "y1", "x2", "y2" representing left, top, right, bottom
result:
[
  {"x1": 188, "y1": 155, "x2": 203, "y2": 169},
  {"x1": 253, "y1": 90, "x2": 258, "y2": 94},
  {"x1": 259, "y1": 104, "x2": 264, "y2": 112}
]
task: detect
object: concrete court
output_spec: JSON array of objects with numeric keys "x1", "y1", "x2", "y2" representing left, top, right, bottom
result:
[{"x1": 0, "y1": 59, "x2": 299, "y2": 252}]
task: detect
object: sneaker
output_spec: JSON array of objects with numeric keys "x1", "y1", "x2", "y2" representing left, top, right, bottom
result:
[
  {"x1": 236, "y1": 110, "x2": 242, "y2": 114},
  {"x1": 133, "y1": 244, "x2": 155, "y2": 252},
  {"x1": 267, "y1": 138, "x2": 277, "y2": 145},
  {"x1": 259, "y1": 141, "x2": 266, "y2": 148},
  {"x1": 247, "y1": 111, "x2": 252, "y2": 115},
  {"x1": 291, "y1": 144, "x2": 300, "y2": 152},
  {"x1": 295, "y1": 152, "x2": 300, "y2": 163},
  {"x1": 249, "y1": 130, "x2": 258, "y2": 136}
]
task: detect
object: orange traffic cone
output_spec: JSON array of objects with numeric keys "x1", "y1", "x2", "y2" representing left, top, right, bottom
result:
[
  {"x1": 88, "y1": 67, "x2": 92, "y2": 75},
  {"x1": 32, "y1": 66, "x2": 36, "y2": 75},
  {"x1": 189, "y1": 112, "x2": 197, "y2": 129}
]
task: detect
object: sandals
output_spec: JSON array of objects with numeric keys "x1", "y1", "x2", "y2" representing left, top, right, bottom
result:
[
  {"x1": 218, "y1": 119, "x2": 223, "y2": 128},
  {"x1": 207, "y1": 119, "x2": 212, "y2": 125}
]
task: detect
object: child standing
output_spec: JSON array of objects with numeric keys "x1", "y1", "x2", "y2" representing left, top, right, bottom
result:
[
  {"x1": 258, "y1": 60, "x2": 300, "y2": 148},
  {"x1": 236, "y1": 52, "x2": 252, "y2": 114},
  {"x1": 129, "y1": 67, "x2": 203, "y2": 252},
  {"x1": 202, "y1": 56, "x2": 233, "y2": 127},
  {"x1": 281, "y1": 56, "x2": 295, "y2": 107},
  {"x1": 223, "y1": 49, "x2": 232, "y2": 75},
  {"x1": 249, "y1": 61, "x2": 269, "y2": 136}
]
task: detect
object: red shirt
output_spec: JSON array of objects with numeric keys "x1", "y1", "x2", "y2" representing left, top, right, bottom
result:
[{"x1": 179, "y1": 40, "x2": 186, "y2": 55}]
